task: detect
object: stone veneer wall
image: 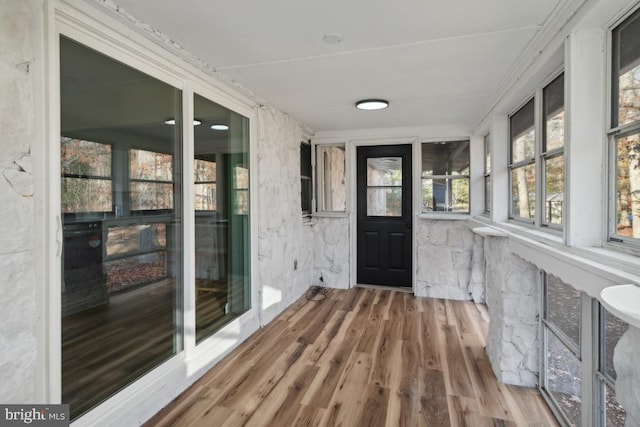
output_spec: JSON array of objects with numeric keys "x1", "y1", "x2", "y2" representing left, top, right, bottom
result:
[
  {"x1": 484, "y1": 235, "x2": 540, "y2": 387},
  {"x1": 256, "y1": 105, "x2": 315, "y2": 324},
  {"x1": 614, "y1": 326, "x2": 640, "y2": 427},
  {"x1": 0, "y1": 0, "x2": 39, "y2": 403},
  {"x1": 313, "y1": 217, "x2": 350, "y2": 289},
  {"x1": 415, "y1": 219, "x2": 476, "y2": 300}
]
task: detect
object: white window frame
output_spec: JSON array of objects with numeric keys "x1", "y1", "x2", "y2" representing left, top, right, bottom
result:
[
  {"x1": 607, "y1": 4, "x2": 640, "y2": 250},
  {"x1": 420, "y1": 139, "x2": 471, "y2": 215},
  {"x1": 508, "y1": 70, "x2": 566, "y2": 232},
  {"x1": 315, "y1": 142, "x2": 347, "y2": 215}
]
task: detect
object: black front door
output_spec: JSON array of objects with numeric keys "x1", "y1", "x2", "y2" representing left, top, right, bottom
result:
[{"x1": 357, "y1": 144, "x2": 412, "y2": 287}]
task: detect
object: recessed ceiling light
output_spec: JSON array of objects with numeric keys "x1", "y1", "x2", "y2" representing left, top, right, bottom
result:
[
  {"x1": 322, "y1": 33, "x2": 343, "y2": 44},
  {"x1": 210, "y1": 124, "x2": 229, "y2": 131},
  {"x1": 355, "y1": 99, "x2": 389, "y2": 110},
  {"x1": 164, "y1": 118, "x2": 202, "y2": 125}
]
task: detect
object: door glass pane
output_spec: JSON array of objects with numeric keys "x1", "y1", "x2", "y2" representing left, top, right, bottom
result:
[
  {"x1": 366, "y1": 157, "x2": 402, "y2": 216},
  {"x1": 546, "y1": 331, "x2": 582, "y2": 426},
  {"x1": 60, "y1": 36, "x2": 183, "y2": 420},
  {"x1": 367, "y1": 157, "x2": 402, "y2": 186},
  {"x1": 194, "y1": 94, "x2": 250, "y2": 343},
  {"x1": 511, "y1": 164, "x2": 536, "y2": 219},
  {"x1": 367, "y1": 188, "x2": 402, "y2": 216}
]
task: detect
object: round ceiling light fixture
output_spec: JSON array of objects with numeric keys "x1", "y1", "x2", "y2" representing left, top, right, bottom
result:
[
  {"x1": 355, "y1": 99, "x2": 389, "y2": 110},
  {"x1": 322, "y1": 33, "x2": 343, "y2": 44},
  {"x1": 164, "y1": 118, "x2": 202, "y2": 126},
  {"x1": 211, "y1": 124, "x2": 229, "y2": 131}
]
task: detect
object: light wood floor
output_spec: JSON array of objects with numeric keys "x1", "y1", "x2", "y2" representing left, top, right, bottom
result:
[{"x1": 146, "y1": 287, "x2": 558, "y2": 427}]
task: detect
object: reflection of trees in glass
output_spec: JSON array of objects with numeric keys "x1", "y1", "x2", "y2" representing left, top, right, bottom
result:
[
  {"x1": 512, "y1": 130, "x2": 535, "y2": 219},
  {"x1": 618, "y1": 67, "x2": 640, "y2": 126},
  {"x1": 194, "y1": 159, "x2": 216, "y2": 211},
  {"x1": 512, "y1": 163, "x2": 535, "y2": 219},
  {"x1": 234, "y1": 165, "x2": 249, "y2": 215},
  {"x1": 130, "y1": 149, "x2": 173, "y2": 210},
  {"x1": 616, "y1": 134, "x2": 640, "y2": 238},
  {"x1": 60, "y1": 138, "x2": 112, "y2": 213},
  {"x1": 545, "y1": 155, "x2": 564, "y2": 225},
  {"x1": 615, "y1": 64, "x2": 640, "y2": 238}
]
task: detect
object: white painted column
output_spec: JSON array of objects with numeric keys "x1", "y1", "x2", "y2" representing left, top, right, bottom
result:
[
  {"x1": 490, "y1": 115, "x2": 510, "y2": 223},
  {"x1": 565, "y1": 29, "x2": 606, "y2": 247},
  {"x1": 470, "y1": 134, "x2": 485, "y2": 216}
]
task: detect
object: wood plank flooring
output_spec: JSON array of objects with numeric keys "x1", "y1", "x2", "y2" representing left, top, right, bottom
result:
[{"x1": 145, "y1": 287, "x2": 558, "y2": 427}]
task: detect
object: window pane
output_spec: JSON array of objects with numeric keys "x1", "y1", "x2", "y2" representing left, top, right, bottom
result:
[
  {"x1": 130, "y1": 149, "x2": 173, "y2": 181},
  {"x1": 61, "y1": 177, "x2": 112, "y2": 213},
  {"x1": 421, "y1": 140, "x2": 470, "y2": 176},
  {"x1": 318, "y1": 145, "x2": 346, "y2": 212},
  {"x1": 367, "y1": 188, "x2": 402, "y2": 216},
  {"x1": 511, "y1": 164, "x2": 536, "y2": 219},
  {"x1": 195, "y1": 159, "x2": 216, "y2": 182},
  {"x1": 545, "y1": 274, "x2": 580, "y2": 346},
  {"x1": 485, "y1": 175, "x2": 491, "y2": 213},
  {"x1": 485, "y1": 135, "x2": 491, "y2": 173},
  {"x1": 511, "y1": 99, "x2": 535, "y2": 163},
  {"x1": 615, "y1": 132, "x2": 640, "y2": 238},
  {"x1": 613, "y1": 8, "x2": 640, "y2": 127},
  {"x1": 60, "y1": 36, "x2": 183, "y2": 420},
  {"x1": 546, "y1": 331, "x2": 582, "y2": 426},
  {"x1": 368, "y1": 157, "x2": 402, "y2": 186},
  {"x1": 422, "y1": 178, "x2": 469, "y2": 213},
  {"x1": 544, "y1": 155, "x2": 564, "y2": 226},
  {"x1": 130, "y1": 182, "x2": 173, "y2": 210},
  {"x1": 194, "y1": 94, "x2": 250, "y2": 343},
  {"x1": 602, "y1": 308, "x2": 629, "y2": 382},
  {"x1": 195, "y1": 183, "x2": 217, "y2": 211},
  {"x1": 61, "y1": 138, "x2": 111, "y2": 177},
  {"x1": 605, "y1": 382, "x2": 627, "y2": 426},
  {"x1": 544, "y1": 74, "x2": 565, "y2": 151},
  {"x1": 421, "y1": 140, "x2": 470, "y2": 214}
]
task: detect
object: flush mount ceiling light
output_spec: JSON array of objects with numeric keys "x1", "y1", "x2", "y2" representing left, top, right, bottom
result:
[
  {"x1": 164, "y1": 118, "x2": 202, "y2": 125},
  {"x1": 322, "y1": 33, "x2": 343, "y2": 44},
  {"x1": 210, "y1": 124, "x2": 229, "y2": 131},
  {"x1": 355, "y1": 99, "x2": 389, "y2": 110}
]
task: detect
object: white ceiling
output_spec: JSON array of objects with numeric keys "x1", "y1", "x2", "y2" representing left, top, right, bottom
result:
[{"x1": 111, "y1": 0, "x2": 569, "y2": 133}]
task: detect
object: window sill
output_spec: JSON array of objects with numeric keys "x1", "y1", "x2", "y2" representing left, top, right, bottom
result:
[
  {"x1": 471, "y1": 217, "x2": 640, "y2": 299},
  {"x1": 418, "y1": 213, "x2": 471, "y2": 221},
  {"x1": 312, "y1": 212, "x2": 349, "y2": 219}
]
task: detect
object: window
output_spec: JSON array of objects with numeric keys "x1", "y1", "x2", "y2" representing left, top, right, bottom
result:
[
  {"x1": 316, "y1": 144, "x2": 346, "y2": 212},
  {"x1": 510, "y1": 99, "x2": 536, "y2": 221},
  {"x1": 194, "y1": 157, "x2": 216, "y2": 211},
  {"x1": 543, "y1": 74, "x2": 565, "y2": 226},
  {"x1": 193, "y1": 93, "x2": 250, "y2": 343},
  {"x1": 484, "y1": 134, "x2": 491, "y2": 214},
  {"x1": 421, "y1": 140, "x2": 470, "y2": 213},
  {"x1": 60, "y1": 36, "x2": 183, "y2": 419},
  {"x1": 509, "y1": 73, "x2": 565, "y2": 227},
  {"x1": 596, "y1": 306, "x2": 628, "y2": 426},
  {"x1": 61, "y1": 138, "x2": 112, "y2": 214},
  {"x1": 541, "y1": 273, "x2": 582, "y2": 426},
  {"x1": 130, "y1": 148, "x2": 174, "y2": 211},
  {"x1": 610, "y1": 7, "x2": 640, "y2": 243},
  {"x1": 300, "y1": 141, "x2": 312, "y2": 215}
]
